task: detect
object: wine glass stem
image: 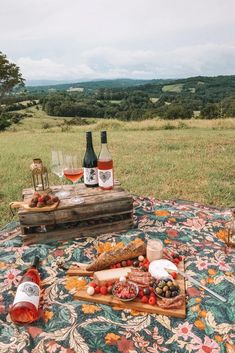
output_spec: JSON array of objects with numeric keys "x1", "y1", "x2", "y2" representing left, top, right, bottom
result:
[
  {"x1": 59, "y1": 177, "x2": 64, "y2": 190},
  {"x1": 73, "y1": 182, "x2": 78, "y2": 197}
]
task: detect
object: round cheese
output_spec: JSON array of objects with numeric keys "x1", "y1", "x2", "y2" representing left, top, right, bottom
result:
[{"x1": 149, "y1": 259, "x2": 178, "y2": 279}]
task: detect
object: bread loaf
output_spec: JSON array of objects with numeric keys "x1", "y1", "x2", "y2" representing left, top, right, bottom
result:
[{"x1": 87, "y1": 239, "x2": 146, "y2": 272}]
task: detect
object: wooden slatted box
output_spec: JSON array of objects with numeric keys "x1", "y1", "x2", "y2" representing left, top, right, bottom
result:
[{"x1": 19, "y1": 184, "x2": 133, "y2": 245}]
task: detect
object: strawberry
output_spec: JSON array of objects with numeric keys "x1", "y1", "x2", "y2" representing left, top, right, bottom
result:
[
  {"x1": 38, "y1": 196, "x2": 45, "y2": 203},
  {"x1": 149, "y1": 296, "x2": 156, "y2": 305},
  {"x1": 141, "y1": 295, "x2": 148, "y2": 304},
  {"x1": 95, "y1": 286, "x2": 100, "y2": 294},
  {"x1": 150, "y1": 292, "x2": 156, "y2": 299},
  {"x1": 127, "y1": 259, "x2": 133, "y2": 266},
  {"x1": 116, "y1": 263, "x2": 121, "y2": 268},
  {"x1": 89, "y1": 282, "x2": 97, "y2": 288},
  {"x1": 173, "y1": 258, "x2": 180, "y2": 265},
  {"x1": 138, "y1": 289, "x2": 144, "y2": 299},
  {"x1": 178, "y1": 255, "x2": 182, "y2": 261},
  {"x1": 171, "y1": 272, "x2": 177, "y2": 279},
  {"x1": 100, "y1": 286, "x2": 108, "y2": 295},
  {"x1": 107, "y1": 285, "x2": 113, "y2": 294}
]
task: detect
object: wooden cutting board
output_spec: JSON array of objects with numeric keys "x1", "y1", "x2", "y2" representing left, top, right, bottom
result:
[
  {"x1": 67, "y1": 263, "x2": 94, "y2": 277},
  {"x1": 10, "y1": 201, "x2": 60, "y2": 212},
  {"x1": 74, "y1": 261, "x2": 186, "y2": 318}
]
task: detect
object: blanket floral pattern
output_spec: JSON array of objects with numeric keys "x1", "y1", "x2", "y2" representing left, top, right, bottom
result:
[{"x1": 0, "y1": 197, "x2": 234, "y2": 353}]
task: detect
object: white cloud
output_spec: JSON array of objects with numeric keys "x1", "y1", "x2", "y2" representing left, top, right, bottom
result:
[{"x1": 2, "y1": 0, "x2": 235, "y2": 80}]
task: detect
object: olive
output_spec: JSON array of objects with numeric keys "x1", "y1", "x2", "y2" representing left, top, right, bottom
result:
[
  {"x1": 167, "y1": 281, "x2": 173, "y2": 287},
  {"x1": 163, "y1": 286, "x2": 168, "y2": 292},
  {"x1": 172, "y1": 291, "x2": 178, "y2": 297},
  {"x1": 140, "y1": 266, "x2": 147, "y2": 272},
  {"x1": 149, "y1": 280, "x2": 156, "y2": 287},
  {"x1": 158, "y1": 281, "x2": 166, "y2": 288},
  {"x1": 161, "y1": 291, "x2": 165, "y2": 297},
  {"x1": 170, "y1": 286, "x2": 178, "y2": 292},
  {"x1": 143, "y1": 288, "x2": 150, "y2": 296},
  {"x1": 133, "y1": 260, "x2": 139, "y2": 267},
  {"x1": 156, "y1": 287, "x2": 163, "y2": 295},
  {"x1": 165, "y1": 290, "x2": 171, "y2": 298}
]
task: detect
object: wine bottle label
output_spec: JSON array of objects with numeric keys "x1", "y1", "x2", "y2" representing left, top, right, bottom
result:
[
  {"x1": 84, "y1": 167, "x2": 98, "y2": 185},
  {"x1": 98, "y1": 169, "x2": 114, "y2": 188},
  {"x1": 13, "y1": 282, "x2": 40, "y2": 308}
]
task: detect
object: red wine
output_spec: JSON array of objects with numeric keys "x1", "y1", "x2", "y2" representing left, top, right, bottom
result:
[
  {"x1": 64, "y1": 168, "x2": 83, "y2": 183},
  {"x1": 98, "y1": 131, "x2": 114, "y2": 190},
  {"x1": 10, "y1": 256, "x2": 41, "y2": 325},
  {"x1": 83, "y1": 131, "x2": 98, "y2": 187}
]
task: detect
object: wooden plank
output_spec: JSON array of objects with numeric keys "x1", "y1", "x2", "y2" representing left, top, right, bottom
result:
[
  {"x1": 22, "y1": 218, "x2": 133, "y2": 245},
  {"x1": 19, "y1": 198, "x2": 133, "y2": 226},
  {"x1": 74, "y1": 261, "x2": 186, "y2": 319},
  {"x1": 67, "y1": 263, "x2": 94, "y2": 277}
]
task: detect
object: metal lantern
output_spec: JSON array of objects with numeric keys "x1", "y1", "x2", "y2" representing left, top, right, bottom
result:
[{"x1": 30, "y1": 158, "x2": 50, "y2": 192}]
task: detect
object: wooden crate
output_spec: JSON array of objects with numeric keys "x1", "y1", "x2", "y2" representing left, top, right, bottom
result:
[{"x1": 18, "y1": 184, "x2": 133, "y2": 245}]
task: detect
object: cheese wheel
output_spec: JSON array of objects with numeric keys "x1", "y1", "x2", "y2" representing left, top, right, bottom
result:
[{"x1": 149, "y1": 259, "x2": 178, "y2": 279}]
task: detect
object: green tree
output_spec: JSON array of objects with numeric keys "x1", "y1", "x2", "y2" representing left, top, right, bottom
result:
[
  {"x1": 0, "y1": 52, "x2": 25, "y2": 130},
  {"x1": 0, "y1": 52, "x2": 24, "y2": 103}
]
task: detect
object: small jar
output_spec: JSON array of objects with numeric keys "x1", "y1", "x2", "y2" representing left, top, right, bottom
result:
[{"x1": 146, "y1": 239, "x2": 163, "y2": 262}]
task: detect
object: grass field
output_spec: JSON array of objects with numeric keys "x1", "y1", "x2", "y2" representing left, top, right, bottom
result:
[{"x1": 0, "y1": 110, "x2": 235, "y2": 228}]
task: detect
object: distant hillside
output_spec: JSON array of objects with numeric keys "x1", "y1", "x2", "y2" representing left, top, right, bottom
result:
[{"x1": 26, "y1": 78, "x2": 170, "y2": 92}]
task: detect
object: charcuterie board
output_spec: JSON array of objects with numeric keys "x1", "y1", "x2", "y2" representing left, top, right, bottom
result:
[
  {"x1": 10, "y1": 201, "x2": 59, "y2": 212},
  {"x1": 73, "y1": 261, "x2": 186, "y2": 318}
]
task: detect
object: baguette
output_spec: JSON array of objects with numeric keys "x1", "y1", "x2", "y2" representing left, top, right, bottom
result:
[{"x1": 86, "y1": 239, "x2": 146, "y2": 271}]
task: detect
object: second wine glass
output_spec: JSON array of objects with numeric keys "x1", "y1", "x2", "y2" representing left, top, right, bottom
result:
[
  {"x1": 64, "y1": 154, "x2": 84, "y2": 204},
  {"x1": 51, "y1": 150, "x2": 70, "y2": 198}
]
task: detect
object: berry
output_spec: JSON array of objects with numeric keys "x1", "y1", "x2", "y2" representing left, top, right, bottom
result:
[
  {"x1": 100, "y1": 286, "x2": 108, "y2": 295},
  {"x1": 107, "y1": 285, "x2": 113, "y2": 294},
  {"x1": 173, "y1": 258, "x2": 180, "y2": 265},
  {"x1": 149, "y1": 296, "x2": 156, "y2": 305},
  {"x1": 127, "y1": 259, "x2": 133, "y2": 266},
  {"x1": 116, "y1": 263, "x2": 121, "y2": 268},
  {"x1": 138, "y1": 289, "x2": 144, "y2": 299},
  {"x1": 38, "y1": 196, "x2": 45, "y2": 203},
  {"x1": 150, "y1": 292, "x2": 156, "y2": 299},
  {"x1": 141, "y1": 295, "x2": 148, "y2": 303},
  {"x1": 171, "y1": 272, "x2": 177, "y2": 279},
  {"x1": 178, "y1": 256, "x2": 182, "y2": 261},
  {"x1": 95, "y1": 286, "x2": 100, "y2": 294},
  {"x1": 89, "y1": 282, "x2": 97, "y2": 288},
  {"x1": 107, "y1": 280, "x2": 114, "y2": 287}
]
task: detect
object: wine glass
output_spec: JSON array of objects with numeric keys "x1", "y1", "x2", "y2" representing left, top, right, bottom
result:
[
  {"x1": 64, "y1": 154, "x2": 84, "y2": 204},
  {"x1": 51, "y1": 150, "x2": 70, "y2": 198}
]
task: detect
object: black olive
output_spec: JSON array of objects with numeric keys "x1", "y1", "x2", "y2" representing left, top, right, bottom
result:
[
  {"x1": 140, "y1": 266, "x2": 146, "y2": 272},
  {"x1": 165, "y1": 291, "x2": 171, "y2": 298},
  {"x1": 143, "y1": 288, "x2": 150, "y2": 296},
  {"x1": 172, "y1": 291, "x2": 178, "y2": 297},
  {"x1": 170, "y1": 286, "x2": 178, "y2": 292},
  {"x1": 133, "y1": 260, "x2": 139, "y2": 267}
]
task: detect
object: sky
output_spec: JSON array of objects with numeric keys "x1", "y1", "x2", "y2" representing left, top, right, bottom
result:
[{"x1": 1, "y1": 0, "x2": 235, "y2": 82}]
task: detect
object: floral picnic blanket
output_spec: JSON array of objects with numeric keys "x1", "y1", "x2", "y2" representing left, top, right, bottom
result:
[{"x1": 0, "y1": 197, "x2": 234, "y2": 353}]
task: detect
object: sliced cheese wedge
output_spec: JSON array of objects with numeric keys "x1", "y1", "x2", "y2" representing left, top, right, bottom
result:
[
  {"x1": 94, "y1": 267, "x2": 132, "y2": 285},
  {"x1": 149, "y1": 259, "x2": 177, "y2": 279}
]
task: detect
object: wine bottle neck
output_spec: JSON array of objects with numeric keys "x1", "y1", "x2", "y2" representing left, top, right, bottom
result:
[{"x1": 32, "y1": 256, "x2": 40, "y2": 269}]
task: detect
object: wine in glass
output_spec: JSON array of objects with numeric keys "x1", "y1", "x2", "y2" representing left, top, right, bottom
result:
[
  {"x1": 64, "y1": 154, "x2": 84, "y2": 204},
  {"x1": 51, "y1": 150, "x2": 70, "y2": 198}
]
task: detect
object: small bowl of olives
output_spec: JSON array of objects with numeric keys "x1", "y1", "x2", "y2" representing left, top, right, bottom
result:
[{"x1": 153, "y1": 278, "x2": 180, "y2": 299}]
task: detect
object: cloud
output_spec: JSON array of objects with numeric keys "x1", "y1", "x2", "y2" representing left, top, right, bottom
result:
[
  {"x1": 2, "y1": 0, "x2": 234, "y2": 80},
  {"x1": 17, "y1": 43, "x2": 235, "y2": 81}
]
